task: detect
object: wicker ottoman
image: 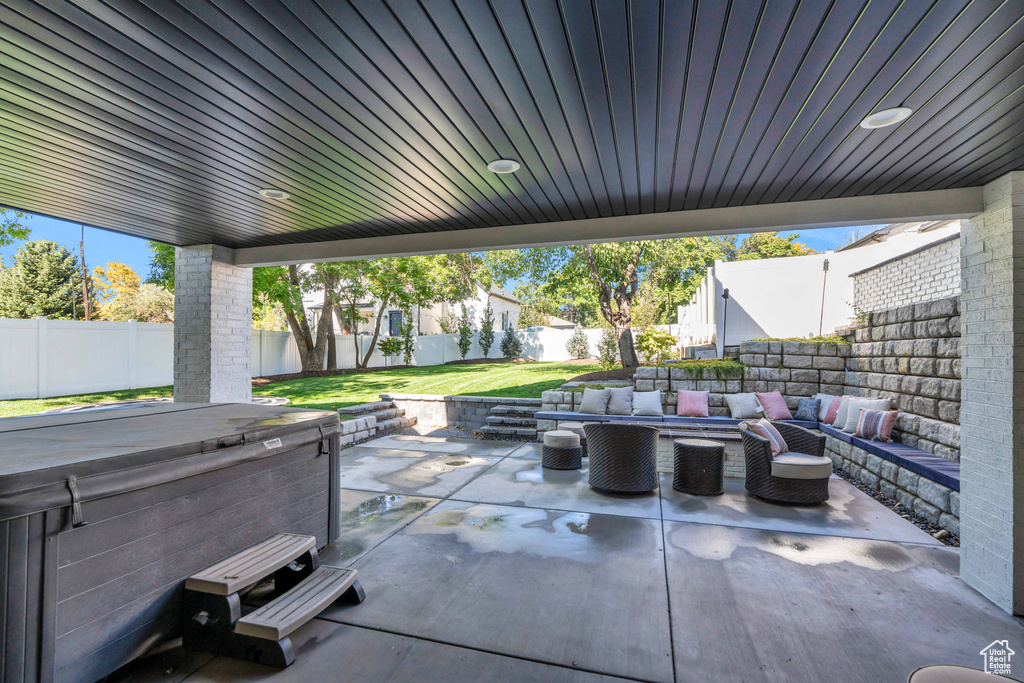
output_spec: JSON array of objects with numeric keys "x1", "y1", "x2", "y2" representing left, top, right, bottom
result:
[
  {"x1": 557, "y1": 421, "x2": 588, "y2": 458},
  {"x1": 673, "y1": 439, "x2": 724, "y2": 495},
  {"x1": 584, "y1": 423, "x2": 659, "y2": 493},
  {"x1": 542, "y1": 430, "x2": 583, "y2": 470}
]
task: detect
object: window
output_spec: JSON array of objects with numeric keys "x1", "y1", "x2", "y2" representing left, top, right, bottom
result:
[
  {"x1": 501, "y1": 311, "x2": 509, "y2": 330},
  {"x1": 389, "y1": 310, "x2": 403, "y2": 336}
]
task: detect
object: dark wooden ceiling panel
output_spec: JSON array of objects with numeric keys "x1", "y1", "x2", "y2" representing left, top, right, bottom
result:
[{"x1": 0, "y1": 0, "x2": 1020, "y2": 249}]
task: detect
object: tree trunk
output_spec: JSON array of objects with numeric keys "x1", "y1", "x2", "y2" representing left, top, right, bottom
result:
[
  {"x1": 361, "y1": 298, "x2": 388, "y2": 368},
  {"x1": 616, "y1": 327, "x2": 640, "y2": 368}
]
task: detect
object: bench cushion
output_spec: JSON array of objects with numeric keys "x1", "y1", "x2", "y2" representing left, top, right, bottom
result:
[
  {"x1": 771, "y1": 453, "x2": 833, "y2": 480},
  {"x1": 819, "y1": 423, "x2": 959, "y2": 491}
]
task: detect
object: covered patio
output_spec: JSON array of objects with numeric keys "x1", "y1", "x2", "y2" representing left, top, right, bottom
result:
[{"x1": 1, "y1": 0, "x2": 1023, "y2": 681}]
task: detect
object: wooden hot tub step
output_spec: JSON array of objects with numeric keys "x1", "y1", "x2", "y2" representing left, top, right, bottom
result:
[
  {"x1": 185, "y1": 533, "x2": 316, "y2": 596},
  {"x1": 234, "y1": 566, "x2": 361, "y2": 640}
]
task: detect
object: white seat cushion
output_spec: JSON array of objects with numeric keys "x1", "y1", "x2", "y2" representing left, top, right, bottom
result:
[
  {"x1": 770, "y1": 452, "x2": 832, "y2": 480},
  {"x1": 557, "y1": 421, "x2": 587, "y2": 439},
  {"x1": 544, "y1": 430, "x2": 580, "y2": 448}
]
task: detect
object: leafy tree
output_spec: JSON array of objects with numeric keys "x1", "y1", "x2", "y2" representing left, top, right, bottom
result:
[
  {"x1": 596, "y1": 328, "x2": 619, "y2": 371},
  {"x1": 93, "y1": 261, "x2": 141, "y2": 303},
  {"x1": 145, "y1": 241, "x2": 175, "y2": 291},
  {"x1": 516, "y1": 305, "x2": 549, "y2": 328},
  {"x1": 379, "y1": 336, "x2": 403, "y2": 364},
  {"x1": 93, "y1": 262, "x2": 174, "y2": 322},
  {"x1": 634, "y1": 328, "x2": 678, "y2": 364},
  {"x1": 0, "y1": 208, "x2": 30, "y2": 247},
  {"x1": 252, "y1": 292, "x2": 288, "y2": 331},
  {"x1": 566, "y1": 325, "x2": 590, "y2": 359},
  {"x1": 437, "y1": 309, "x2": 460, "y2": 334},
  {"x1": 400, "y1": 319, "x2": 416, "y2": 365},
  {"x1": 456, "y1": 304, "x2": 474, "y2": 359},
  {"x1": 0, "y1": 240, "x2": 83, "y2": 319},
  {"x1": 512, "y1": 282, "x2": 600, "y2": 327},
  {"x1": 478, "y1": 306, "x2": 496, "y2": 358},
  {"x1": 734, "y1": 232, "x2": 816, "y2": 260},
  {"x1": 500, "y1": 325, "x2": 522, "y2": 359}
]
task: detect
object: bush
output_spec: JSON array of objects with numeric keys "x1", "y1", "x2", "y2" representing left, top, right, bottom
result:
[
  {"x1": 596, "y1": 329, "x2": 618, "y2": 370},
  {"x1": 457, "y1": 305, "x2": 474, "y2": 360},
  {"x1": 478, "y1": 306, "x2": 496, "y2": 358},
  {"x1": 400, "y1": 320, "x2": 416, "y2": 365},
  {"x1": 500, "y1": 325, "x2": 523, "y2": 358},
  {"x1": 565, "y1": 325, "x2": 590, "y2": 359},
  {"x1": 379, "y1": 336, "x2": 403, "y2": 364},
  {"x1": 635, "y1": 328, "x2": 678, "y2": 364}
]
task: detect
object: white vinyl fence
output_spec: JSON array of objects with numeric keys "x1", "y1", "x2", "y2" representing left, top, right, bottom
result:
[{"x1": 0, "y1": 318, "x2": 620, "y2": 400}]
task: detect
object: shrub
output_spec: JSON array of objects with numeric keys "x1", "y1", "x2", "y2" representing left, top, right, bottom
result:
[
  {"x1": 478, "y1": 306, "x2": 496, "y2": 358},
  {"x1": 437, "y1": 310, "x2": 459, "y2": 334},
  {"x1": 400, "y1": 320, "x2": 416, "y2": 365},
  {"x1": 457, "y1": 305, "x2": 474, "y2": 360},
  {"x1": 596, "y1": 329, "x2": 618, "y2": 370},
  {"x1": 635, "y1": 328, "x2": 678, "y2": 364},
  {"x1": 565, "y1": 325, "x2": 590, "y2": 359},
  {"x1": 500, "y1": 325, "x2": 523, "y2": 358},
  {"x1": 379, "y1": 336, "x2": 403, "y2": 364}
]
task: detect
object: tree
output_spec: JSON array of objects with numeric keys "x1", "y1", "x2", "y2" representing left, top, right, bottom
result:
[
  {"x1": 635, "y1": 328, "x2": 678, "y2": 364},
  {"x1": 478, "y1": 306, "x2": 496, "y2": 358},
  {"x1": 93, "y1": 262, "x2": 174, "y2": 322},
  {"x1": 0, "y1": 240, "x2": 83, "y2": 319},
  {"x1": 456, "y1": 304, "x2": 474, "y2": 359},
  {"x1": 379, "y1": 336, "x2": 403, "y2": 365},
  {"x1": 566, "y1": 325, "x2": 590, "y2": 359},
  {"x1": 500, "y1": 325, "x2": 522, "y2": 359},
  {"x1": 400, "y1": 320, "x2": 415, "y2": 365},
  {"x1": 146, "y1": 241, "x2": 175, "y2": 291},
  {"x1": 516, "y1": 306, "x2": 549, "y2": 328},
  {"x1": 734, "y1": 232, "x2": 816, "y2": 260},
  {"x1": 596, "y1": 328, "x2": 619, "y2": 370},
  {"x1": 0, "y1": 208, "x2": 30, "y2": 247}
]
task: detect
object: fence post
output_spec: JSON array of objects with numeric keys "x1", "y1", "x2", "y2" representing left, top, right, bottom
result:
[
  {"x1": 127, "y1": 320, "x2": 138, "y2": 389},
  {"x1": 35, "y1": 316, "x2": 47, "y2": 399}
]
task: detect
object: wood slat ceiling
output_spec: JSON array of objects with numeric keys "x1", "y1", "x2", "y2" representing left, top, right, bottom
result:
[{"x1": 0, "y1": 0, "x2": 1021, "y2": 249}]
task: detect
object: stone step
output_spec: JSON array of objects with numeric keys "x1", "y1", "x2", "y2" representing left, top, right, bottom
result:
[
  {"x1": 480, "y1": 425, "x2": 537, "y2": 439},
  {"x1": 366, "y1": 407, "x2": 404, "y2": 421},
  {"x1": 485, "y1": 415, "x2": 537, "y2": 427},
  {"x1": 375, "y1": 415, "x2": 417, "y2": 431},
  {"x1": 490, "y1": 404, "x2": 539, "y2": 417},
  {"x1": 344, "y1": 400, "x2": 394, "y2": 416}
]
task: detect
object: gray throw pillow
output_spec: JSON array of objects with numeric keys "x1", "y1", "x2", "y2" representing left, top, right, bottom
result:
[
  {"x1": 794, "y1": 398, "x2": 821, "y2": 422},
  {"x1": 606, "y1": 386, "x2": 634, "y2": 415},
  {"x1": 632, "y1": 390, "x2": 663, "y2": 416},
  {"x1": 577, "y1": 387, "x2": 611, "y2": 415}
]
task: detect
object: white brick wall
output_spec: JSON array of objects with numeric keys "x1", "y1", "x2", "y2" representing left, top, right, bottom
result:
[
  {"x1": 959, "y1": 171, "x2": 1024, "y2": 614},
  {"x1": 173, "y1": 245, "x2": 253, "y2": 403},
  {"x1": 853, "y1": 235, "x2": 961, "y2": 312}
]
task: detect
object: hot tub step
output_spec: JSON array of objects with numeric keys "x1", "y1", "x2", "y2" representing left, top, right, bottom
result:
[
  {"x1": 185, "y1": 533, "x2": 315, "y2": 596},
  {"x1": 235, "y1": 566, "x2": 361, "y2": 641}
]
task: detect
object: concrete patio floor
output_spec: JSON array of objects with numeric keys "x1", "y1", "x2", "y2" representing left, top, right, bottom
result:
[{"x1": 117, "y1": 435, "x2": 1023, "y2": 683}]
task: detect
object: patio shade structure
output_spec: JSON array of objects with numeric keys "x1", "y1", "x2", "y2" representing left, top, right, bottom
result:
[{"x1": 1, "y1": 0, "x2": 1023, "y2": 618}]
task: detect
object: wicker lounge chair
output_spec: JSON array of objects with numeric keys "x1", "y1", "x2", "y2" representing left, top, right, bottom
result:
[
  {"x1": 740, "y1": 421, "x2": 831, "y2": 504},
  {"x1": 584, "y1": 423, "x2": 660, "y2": 493}
]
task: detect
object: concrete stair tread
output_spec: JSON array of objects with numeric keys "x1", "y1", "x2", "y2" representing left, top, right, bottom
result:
[
  {"x1": 345, "y1": 400, "x2": 394, "y2": 416},
  {"x1": 366, "y1": 407, "x2": 405, "y2": 421},
  {"x1": 376, "y1": 416, "x2": 417, "y2": 431}
]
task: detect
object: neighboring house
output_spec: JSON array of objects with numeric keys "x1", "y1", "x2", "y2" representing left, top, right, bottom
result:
[
  {"x1": 302, "y1": 282, "x2": 520, "y2": 337},
  {"x1": 543, "y1": 314, "x2": 577, "y2": 330},
  {"x1": 675, "y1": 220, "x2": 962, "y2": 355}
]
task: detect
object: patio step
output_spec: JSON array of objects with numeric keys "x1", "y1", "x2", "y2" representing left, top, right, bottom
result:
[
  {"x1": 375, "y1": 415, "x2": 417, "y2": 431},
  {"x1": 234, "y1": 566, "x2": 360, "y2": 641},
  {"x1": 490, "y1": 404, "x2": 539, "y2": 417},
  {"x1": 366, "y1": 407, "x2": 404, "y2": 421},
  {"x1": 345, "y1": 400, "x2": 393, "y2": 416},
  {"x1": 480, "y1": 425, "x2": 537, "y2": 439},
  {"x1": 485, "y1": 415, "x2": 536, "y2": 427},
  {"x1": 481, "y1": 403, "x2": 539, "y2": 440}
]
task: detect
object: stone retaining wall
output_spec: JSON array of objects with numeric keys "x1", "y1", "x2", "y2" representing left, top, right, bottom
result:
[
  {"x1": 824, "y1": 433, "x2": 959, "y2": 536},
  {"x1": 381, "y1": 393, "x2": 541, "y2": 431},
  {"x1": 739, "y1": 340, "x2": 850, "y2": 410},
  {"x1": 338, "y1": 415, "x2": 377, "y2": 446},
  {"x1": 842, "y1": 296, "x2": 960, "y2": 461}
]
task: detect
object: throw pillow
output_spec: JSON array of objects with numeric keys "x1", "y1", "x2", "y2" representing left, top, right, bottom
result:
[
  {"x1": 855, "y1": 409, "x2": 899, "y2": 442},
  {"x1": 676, "y1": 390, "x2": 710, "y2": 417},
  {"x1": 632, "y1": 390, "x2": 664, "y2": 416},
  {"x1": 841, "y1": 397, "x2": 891, "y2": 433},
  {"x1": 823, "y1": 396, "x2": 842, "y2": 424},
  {"x1": 794, "y1": 398, "x2": 821, "y2": 422},
  {"x1": 813, "y1": 393, "x2": 837, "y2": 421},
  {"x1": 577, "y1": 387, "x2": 611, "y2": 415},
  {"x1": 747, "y1": 418, "x2": 788, "y2": 456},
  {"x1": 755, "y1": 391, "x2": 793, "y2": 420},
  {"x1": 606, "y1": 386, "x2": 634, "y2": 415},
  {"x1": 833, "y1": 396, "x2": 853, "y2": 429},
  {"x1": 725, "y1": 393, "x2": 761, "y2": 419}
]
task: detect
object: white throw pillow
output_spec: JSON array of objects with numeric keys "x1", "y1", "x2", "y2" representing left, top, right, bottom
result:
[
  {"x1": 833, "y1": 396, "x2": 853, "y2": 429},
  {"x1": 577, "y1": 387, "x2": 611, "y2": 415},
  {"x1": 842, "y1": 397, "x2": 891, "y2": 433},
  {"x1": 632, "y1": 390, "x2": 664, "y2": 416},
  {"x1": 725, "y1": 393, "x2": 761, "y2": 419},
  {"x1": 813, "y1": 393, "x2": 837, "y2": 421},
  {"x1": 606, "y1": 386, "x2": 634, "y2": 415}
]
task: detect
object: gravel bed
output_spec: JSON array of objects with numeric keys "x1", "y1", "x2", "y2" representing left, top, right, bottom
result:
[{"x1": 834, "y1": 466, "x2": 959, "y2": 547}]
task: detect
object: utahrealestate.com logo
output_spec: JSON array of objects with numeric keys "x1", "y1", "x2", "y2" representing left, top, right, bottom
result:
[{"x1": 980, "y1": 640, "x2": 1015, "y2": 675}]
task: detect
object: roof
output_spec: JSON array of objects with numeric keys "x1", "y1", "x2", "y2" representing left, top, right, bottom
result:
[
  {"x1": 0, "y1": 2, "x2": 1016, "y2": 255},
  {"x1": 488, "y1": 285, "x2": 520, "y2": 305},
  {"x1": 545, "y1": 315, "x2": 577, "y2": 329},
  {"x1": 838, "y1": 220, "x2": 961, "y2": 251}
]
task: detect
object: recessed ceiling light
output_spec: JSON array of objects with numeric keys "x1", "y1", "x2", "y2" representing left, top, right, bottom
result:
[
  {"x1": 859, "y1": 107, "x2": 913, "y2": 129},
  {"x1": 486, "y1": 159, "x2": 520, "y2": 174},
  {"x1": 258, "y1": 188, "x2": 290, "y2": 199}
]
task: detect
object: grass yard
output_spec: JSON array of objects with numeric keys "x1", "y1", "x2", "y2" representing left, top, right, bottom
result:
[{"x1": 0, "y1": 360, "x2": 598, "y2": 418}]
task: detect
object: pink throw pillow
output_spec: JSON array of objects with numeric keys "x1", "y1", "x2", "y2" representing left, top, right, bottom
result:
[
  {"x1": 676, "y1": 390, "x2": 709, "y2": 417},
  {"x1": 823, "y1": 396, "x2": 842, "y2": 425},
  {"x1": 747, "y1": 418, "x2": 788, "y2": 456},
  {"x1": 855, "y1": 409, "x2": 899, "y2": 442},
  {"x1": 755, "y1": 391, "x2": 793, "y2": 420}
]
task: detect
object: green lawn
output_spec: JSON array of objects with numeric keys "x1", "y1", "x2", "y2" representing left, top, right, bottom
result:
[{"x1": 0, "y1": 361, "x2": 597, "y2": 418}]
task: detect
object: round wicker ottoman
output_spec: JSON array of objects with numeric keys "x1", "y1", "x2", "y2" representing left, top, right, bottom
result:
[
  {"x1": 542, "y1": 430, "x2": 583, "y2": 470},
  {"x1": 584, "y1": 423, "x2": 659, "y2": 493},
  {"x1": 673, "y1": 438, "x2": 724, "y2": 495},
  {"x1": 557, "y1": 421, "x2": 588, "y2": 458}
]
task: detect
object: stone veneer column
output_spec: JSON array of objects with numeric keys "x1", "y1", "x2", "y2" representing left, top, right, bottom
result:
[
  {"x1": 173, "y1": 244, "x2": 252, "y2": 403},
  {"x1": 960, "y1": 171, "x2": 1024, "y2": 613}
]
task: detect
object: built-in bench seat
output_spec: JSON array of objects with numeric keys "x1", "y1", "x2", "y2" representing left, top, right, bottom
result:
[
  {"x1": 534, "y1": 411, "x2": 816, "y2": 430},
  {"x1": 817, "y1": 424, "x2": 959, "y2": 492}
]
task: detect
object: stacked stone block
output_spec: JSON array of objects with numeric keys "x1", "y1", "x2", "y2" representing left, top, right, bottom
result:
[
  {"x1": 339, "y1": 415, "x2": 377, "y2": 445},
  {"x1": 843, "y1": 296, "x2": 960, "y2": 461},
  {"x1": 382, "y1": 393, "x2": 541, "y2": 430},
  {"x1": 738, "y1": 340, "x2": 850, "y2": 410}
]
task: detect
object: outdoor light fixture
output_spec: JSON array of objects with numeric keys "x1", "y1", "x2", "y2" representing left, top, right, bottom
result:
[
  {"x1": 486, "y1": 159, "x2": 520, "y2": 174},
  {"x1": 859, "y1": 107, "x2": 912, "y2": 129},
  {"x1": 258, "y1": 188, "x2": 290, "y2": 199}
]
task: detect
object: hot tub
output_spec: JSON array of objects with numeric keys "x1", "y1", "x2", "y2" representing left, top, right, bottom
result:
[{"x1": 0, "y1": 403, "x2": 342, "y2": 683}]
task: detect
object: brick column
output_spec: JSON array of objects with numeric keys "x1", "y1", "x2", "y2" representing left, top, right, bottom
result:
[
  {"x1": 960, "y1": 171, "x2": 1024, "y2": 613},
  {"x1": 173, "y1": 244, "x2": 252, "y2": 403}
]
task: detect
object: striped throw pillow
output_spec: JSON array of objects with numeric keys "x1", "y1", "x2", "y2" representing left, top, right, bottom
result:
[
  {"x1": 855, "y1": 409, "x2": 899, "y2": 442},
  {"x1": 747, "y1": 418, "x2": 788, "y2": 456},
  {"x1": 823, "y1": 396, "x2": 842, "y2": 425}
]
